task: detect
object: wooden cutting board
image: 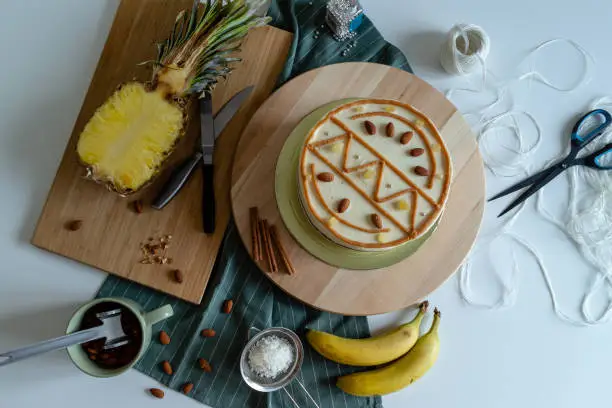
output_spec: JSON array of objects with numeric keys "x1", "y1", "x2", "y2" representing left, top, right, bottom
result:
[
  {"x1": 231, "y1": 62, "x2": 485, "y2": 315},
  {"x1": 31, "y1": 0, "x2": 292, "y2": 304}
]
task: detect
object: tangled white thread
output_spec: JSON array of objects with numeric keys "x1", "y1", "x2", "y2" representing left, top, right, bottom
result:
[
  {"x1": 535, "y1": 97, "x2": 612, "y2": 324},
  {"x1": 446, "y1": 24, "x2": 609, "y2": 325}
]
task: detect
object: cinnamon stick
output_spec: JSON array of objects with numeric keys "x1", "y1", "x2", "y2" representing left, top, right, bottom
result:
[
  {"x1": 256, "y1": 217, "x2": 264, "y2": 261},
  {"x1": 249, "y1": 207, "x2": 260, "y2": 261},
  {"x1": 269, "y1": 224, "x2": 296, "y2": 275},
  {"x1": 258, "y1": 219, "x2": 265, "y2": 264},
  {"x1": 261, "y1": 220, "x2": 278, "y2": 273}
]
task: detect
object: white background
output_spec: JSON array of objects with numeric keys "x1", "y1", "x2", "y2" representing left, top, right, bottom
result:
[{"x1": 1, "y1": 0, "x2": 611, "y2": 407}]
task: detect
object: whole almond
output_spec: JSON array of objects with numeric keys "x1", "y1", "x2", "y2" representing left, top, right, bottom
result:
[
  {"x1": 317, "y1": 172, "x2": 334, "y2": 182},
  {"x1": 159, "y1": 330, "x2": 171, "y2": 345},
  {"x1": 66, "y1": 220, "x2": 82, "y2": 231},
  {"x1": 222, "y1": 299, "x2": 233, "y2": 314},
  {"x1": 371, "y1": 214, "x2": 383, "y2": 229},
  {"x1": 150, "y1": 388, "x2": 165, "y2": 399},
  {"x1": 385, "y1": 122, "x2": 395, "y2": 137},
  {"x1": 414, "y1": 166, "x2": 430, "y2": 176},
  {"x1": 364, "y1": 120, "x2": 376, "y2": 135},
  {"x1": 409, "y1": 148, "x2": 425, "y2": 157},
  {"x1": 199, "y1": 358, "x2": 212, "y2": 373},
  {"x1": 182, "y1": 382, "x2": 194, "y2": 394},
  {"x1": 173, "y1": 269, "x2": 184, "y2": 283},
  {"x1": 400, "y1": 131, "x2": 413, "y2": 145},
  {"x1": 201, "y1": 328, "x2": 216, "y2": 338},
  {"x1": 161, "y1": 360, "x2": 173, "y2": 375},
  {"x1": 337, "y1": 198, "x2": 350, "y2": 213},
  {"x1": 132, "y1": 200, "x2": 143, "y2": 214}
]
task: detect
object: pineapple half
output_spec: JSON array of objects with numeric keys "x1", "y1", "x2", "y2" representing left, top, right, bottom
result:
[{"x1": 77, "y1": 0, "x2": 269, "y2": 195}]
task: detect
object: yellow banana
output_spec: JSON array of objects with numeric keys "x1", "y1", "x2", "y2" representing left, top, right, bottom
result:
[
  {"x1": 306, "y1": 301, "x2": 428, "y2": 366},
  {"x1": 336, "y1": 308, "x2": 441, "y2": 397}
]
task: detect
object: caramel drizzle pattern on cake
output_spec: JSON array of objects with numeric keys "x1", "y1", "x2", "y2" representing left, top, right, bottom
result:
[
  {"x1": 308, "y1": 135, "x2": 416, "y2": 224},
  {"x1": 299, "y1": 99, "x2": 452, "y2": 247},
  {"x1": 307, "y1": 148, "x2": 413, "y2": 236},
  {"x1": 348, "y1": 99, "x2": 452, "y2": 200},
  {"x1": 410, "y1": 190, "x2": 418, "y2": 231},
  {"x1": 308, "y1": 164, "x2": 391, "y2": 234},
  {"x1": 307, "y1": 131, "x2": 433, "y2": 207},
  {"x1": 309, "y1": 134, "x2": 379, "y2": 173},
  {"x1": 307, "y1": 142, "x2": 421, "y2": 238},
  {"x1": 330, "y1": 117, "x2": 438, "y2": 207},
  {"x1": 349, "y1": 112, "x2": 437, "y2": 189}
]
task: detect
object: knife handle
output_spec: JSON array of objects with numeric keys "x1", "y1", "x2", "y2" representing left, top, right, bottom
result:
[
  {"x1": 151, "y1": 153, "x2": 202, "y2": 210},
  {"x1": 202, "y1": 163, "x2": 215, "y2": 233}
]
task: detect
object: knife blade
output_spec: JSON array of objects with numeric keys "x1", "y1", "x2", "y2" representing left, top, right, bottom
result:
[
  {"x1": 151, "y1": 86, "x2": 254, "y2": 210},
  {"x1": 200, "y1": 94, "x2": 215, "y2": 165},
  {"x1": 213, "y1": 86, "x2": 253, "y2": 139},
  {"x1": 200, "y1": 94, "x2": 215, "y2": 233}
]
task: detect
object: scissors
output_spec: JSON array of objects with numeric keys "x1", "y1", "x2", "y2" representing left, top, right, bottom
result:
[{"x1": 489, "y1": 109, "x2": 612, "y2": 217}]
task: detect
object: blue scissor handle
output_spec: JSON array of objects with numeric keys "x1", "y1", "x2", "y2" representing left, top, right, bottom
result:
[
  {"x1": 581, "y1": 142, "x2": 612, "y2": 170},
  {"x1": 571, "y1": 109, "x2": 612, "y2": 148}
]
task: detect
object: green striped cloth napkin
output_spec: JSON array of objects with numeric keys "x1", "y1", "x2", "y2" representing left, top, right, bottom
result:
[{"x1": 97, "y1": 1, "x2": 411, "y2": 407}]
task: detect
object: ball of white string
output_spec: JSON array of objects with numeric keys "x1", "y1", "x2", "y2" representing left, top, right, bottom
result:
[{"x1": 440, "y1": 23, "x2": 490, "y2": 75}]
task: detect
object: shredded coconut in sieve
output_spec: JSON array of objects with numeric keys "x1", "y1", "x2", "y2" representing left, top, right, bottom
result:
[{"x1": 247, "y1": 335, "x2": 294, "y2": 378}]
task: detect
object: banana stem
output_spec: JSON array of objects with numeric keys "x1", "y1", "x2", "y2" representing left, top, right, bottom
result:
[{"x1": 429, "y1": 308, "x2": 441, "y2": 333}]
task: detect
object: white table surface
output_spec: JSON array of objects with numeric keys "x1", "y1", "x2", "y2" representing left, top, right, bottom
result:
[{"x1": 2, "y1": 1, "x2": 612, "y2": 407}]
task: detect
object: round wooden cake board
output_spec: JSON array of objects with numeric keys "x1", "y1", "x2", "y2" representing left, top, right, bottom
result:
[{"x1": 231, "y1": 62, "x2": 485, "y2": 316}]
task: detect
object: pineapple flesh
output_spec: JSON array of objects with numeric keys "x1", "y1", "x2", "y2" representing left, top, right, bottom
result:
[
  {"x1": 77, "y1": 83, "x2": 183, "y2": 192},
  {"x1": 76, "y1": 0, "x2": 269, "y2": 195}
]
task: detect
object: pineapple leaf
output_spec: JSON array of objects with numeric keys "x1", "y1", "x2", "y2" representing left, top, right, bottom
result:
[
  {"x1": 154, "y1": 0, "x2": 268, "y2": 96},
  {"x1": 187, "y1": 0, "x2": 199, "y2": 34}
]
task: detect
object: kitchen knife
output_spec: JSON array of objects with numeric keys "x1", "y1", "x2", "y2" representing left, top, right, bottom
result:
[
  {"x1": 200, "y1": 94, "x2": 215, "y2": 233},
  {"x1": 151, "y1": 86, "x2": 253, "y2": 210}
]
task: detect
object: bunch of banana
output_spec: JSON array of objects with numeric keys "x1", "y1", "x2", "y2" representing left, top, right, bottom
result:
[{"x1": 306, "y1": 301, "x2": 441, "y2": 397}]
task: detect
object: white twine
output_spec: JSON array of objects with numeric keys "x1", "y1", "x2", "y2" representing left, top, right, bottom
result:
[
  {"x1": 445, "y1": 24, "x2": 612, "y2": 326},
  {"x1": 534, "y1": 97, "x2": 612, "y2": 324},
  {"x1": 440, "y1": 24, "x2": 490, "y2": 75}
]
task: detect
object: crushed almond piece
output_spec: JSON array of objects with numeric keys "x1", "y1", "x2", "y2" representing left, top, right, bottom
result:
[
  {"x1": 139, "y1": 235, "x2": 174, "y2": 265},
  {"x1": 376, "y1": 233, "x2": 386, "y2": 243}
]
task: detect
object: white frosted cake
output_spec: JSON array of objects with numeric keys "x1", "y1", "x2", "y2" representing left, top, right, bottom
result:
[{"x1": 298, "y1": 99, "x2": 452, "y2": 251}]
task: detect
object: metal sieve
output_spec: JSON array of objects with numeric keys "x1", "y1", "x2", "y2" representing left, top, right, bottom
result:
[{"x1": 240, "y1": 327, "x2": 319, "y2": 407}]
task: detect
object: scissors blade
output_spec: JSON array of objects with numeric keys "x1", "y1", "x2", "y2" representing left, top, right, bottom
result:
[
  {"x1": 488, "y1": 165, "x2": 560, "y2": 202},
  {"x1": 497, "y1": 165, "x2": 565, "y2": 217}
]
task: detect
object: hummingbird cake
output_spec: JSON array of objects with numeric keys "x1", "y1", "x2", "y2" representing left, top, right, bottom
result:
[{"x1": 298, "y1": 99, "x2": 452, "y2": 251}]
